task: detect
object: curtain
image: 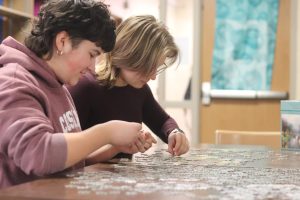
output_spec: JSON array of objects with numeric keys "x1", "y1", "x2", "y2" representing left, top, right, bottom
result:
[{"x1": 211, "y1": 0, "x2": 279, "y2": 90}]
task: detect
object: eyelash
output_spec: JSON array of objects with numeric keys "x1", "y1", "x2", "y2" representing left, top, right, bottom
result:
[{"x1": 90, "y1": 53, "x2": 96, "y2": 58}]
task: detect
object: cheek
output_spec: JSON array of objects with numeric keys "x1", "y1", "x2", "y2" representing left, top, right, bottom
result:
[
  {"x1": 122, "y1": 71, "x2": 140, "y2": 81},
  {"x1": 65, "y1": 55, "x2": 86, "y2": 71},
  {"x1": 66, "y1": 60, "x2": 77, "y2": 70}
]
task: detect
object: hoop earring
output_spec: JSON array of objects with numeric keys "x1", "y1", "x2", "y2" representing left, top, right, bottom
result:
[{"x1": 56, "y1": 50, "x2": 63, "y2": 56}]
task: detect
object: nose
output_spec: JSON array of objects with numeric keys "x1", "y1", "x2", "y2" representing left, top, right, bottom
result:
[{"x1": 88, "y1": 58, "x2": 96, "y2": 72}]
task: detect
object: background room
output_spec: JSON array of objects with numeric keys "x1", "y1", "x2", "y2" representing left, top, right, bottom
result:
[
  {"x1": 2, "y1": 0, "x2": 300, "y2": 147},
  {"x1": 104, "y1": 0, "x2": 300, "y2": 148}
]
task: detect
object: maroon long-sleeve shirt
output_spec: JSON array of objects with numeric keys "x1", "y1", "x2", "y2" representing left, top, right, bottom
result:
[{"x1": 68, "y1": 72, "x2": 179, "y2": 147}]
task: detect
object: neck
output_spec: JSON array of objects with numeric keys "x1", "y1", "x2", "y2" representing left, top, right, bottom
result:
[{"x1": 115, "y1": 76, "x2": 128, "y2": 87}]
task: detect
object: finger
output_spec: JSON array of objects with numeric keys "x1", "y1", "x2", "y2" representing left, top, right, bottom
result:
[
  {"x1": 149, "y1": 135, "x2": 157, "y2": 144},
  {"x1": 144, "y1": 132, "x2": 157, "y2": 144},
  {"x1": 138, "y1": 131, "x2": 146, "y2": 142},
  {"x1": 167, "y1": 149, "x2": 174, "y2": 156},
  {"x1": 173, "y1": 133, "x2": 183, "y2": 156},
  {"x1": 168, "y1": 138, "x2": 175, "y2": 156},
  {"x1": 177, "y1": 143, "x2": 187, "y2": 156},
  {"x1": 149, "y1": 134, "x2": 157, "y2": 144},
  {"x1": 144, "y1": 142, "x2": 152, "y2": 151},
  {"x1": 185, "y1": 138, "x2": 190, "y2": 152},
  {"x1": 177, "y1": 136, "x2": 189, "y2": 156},
  {"x1": 147, "y1": 136, "x2": 157, "y2": 145},
  {"x1": 129, "y1": 144, "x2": 139, "y2": 154},
  {"x1": 134, "y1": 138, "x2": 146, "y2": 153},
  {"x1": 139, "y1": 133, "x2": 147, "y2": 145},
  {"x1": 144, "y1": 139, "x2": 153, "y2": 148}
]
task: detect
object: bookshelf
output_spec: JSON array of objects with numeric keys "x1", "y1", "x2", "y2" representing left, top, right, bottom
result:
[
  {"x1": 0, "y1": 5, "x2": 33, "y2": 19},
  {"x1": 1, "y1": 0, "x2": 34, "y2": 42}
]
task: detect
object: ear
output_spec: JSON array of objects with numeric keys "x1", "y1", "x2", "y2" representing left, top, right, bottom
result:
[{"x1": 55, "y1": 31, "x2": 72, "y2": 53}]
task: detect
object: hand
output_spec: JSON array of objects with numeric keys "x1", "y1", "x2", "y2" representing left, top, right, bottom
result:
[
  {"x1": 141, "y1": 131, "x2": 157, "y2": 152},
  {"x1": 167, "y1": 130, "x2": 189, "y2": 156},
  {"x1": 116, "y1": 130, "x2": 157, "y2": 154},
  {"x1": 105, "y1": 120, "x2": 143, "y2": 146}
]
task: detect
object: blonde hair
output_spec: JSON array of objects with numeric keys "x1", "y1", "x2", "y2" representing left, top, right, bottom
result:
[{"x1": 96, "y1": 15, "x2": 179, "y2": 86}]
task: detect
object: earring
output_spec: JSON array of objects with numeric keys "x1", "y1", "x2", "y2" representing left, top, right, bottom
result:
[{"x1": 56, "y1": 50, "x2": 63, "y2": 56}]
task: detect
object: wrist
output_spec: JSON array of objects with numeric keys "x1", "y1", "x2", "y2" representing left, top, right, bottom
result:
[
  {"x1": 110, "y1": 145, "x2": 122, "y2": 156},
  {"x1": 170, "y1": 128, "x2": 185, "y2": 134},
  {"x1": 101, "y1": 121, "x2": 116, "y2": 144}
]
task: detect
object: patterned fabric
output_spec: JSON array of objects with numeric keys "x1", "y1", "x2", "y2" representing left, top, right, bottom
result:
[{"x1": 212, "y1": 0, "x2": 279, "y2": 90}]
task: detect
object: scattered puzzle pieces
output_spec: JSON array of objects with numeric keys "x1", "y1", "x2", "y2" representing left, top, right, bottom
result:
[{"x1": 65, "y1": 145, "x2": 300, "y2": 199}]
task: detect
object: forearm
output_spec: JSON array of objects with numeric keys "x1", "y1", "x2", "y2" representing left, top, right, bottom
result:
[
  {"x1": 64, "y1": 124, "x2": 110, "y2": 168},
  {"x1": 64, "y1": 120, "x2": 143, "y2": 168},
  {"x1": 85, "y1": 144, "x2": 120, "y2": 165}
]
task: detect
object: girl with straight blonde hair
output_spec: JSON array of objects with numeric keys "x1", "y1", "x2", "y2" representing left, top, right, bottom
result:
[{"x1": 68, "y1": 15, "x2": 189, "y2": 162}]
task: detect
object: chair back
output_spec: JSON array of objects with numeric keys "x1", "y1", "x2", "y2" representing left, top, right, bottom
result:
[{"x1": 215, "y1": 130, "x2": 281, "y2": 148}]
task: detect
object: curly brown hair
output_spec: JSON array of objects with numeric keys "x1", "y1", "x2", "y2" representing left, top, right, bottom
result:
[{"x1": 25, "y1": 0, "x2": 116, "y2": 60}]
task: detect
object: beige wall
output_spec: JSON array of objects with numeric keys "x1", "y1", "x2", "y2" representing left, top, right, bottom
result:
[
  {"x1": 296, "y1": 1, "x2": 300, "y2": 99},
  {"x1": 291, "y1": 0, "x2": 300, "y2": 99}
]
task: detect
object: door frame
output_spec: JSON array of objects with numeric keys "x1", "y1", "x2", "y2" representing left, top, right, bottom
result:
[
  {"x1": 157, "y1": 0, "x2": 202, "y2": 145},
  {"x1": 290, "y1": 0, "x2": 300, "y2": 99}
]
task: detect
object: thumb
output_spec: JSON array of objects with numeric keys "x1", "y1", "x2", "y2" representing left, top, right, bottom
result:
[
  {"x1": 145, "y1": 132, "x2": 157, "y2": 144},
  {"x1": 168, "y1": 137, "x2": 175, "y2": 155}
]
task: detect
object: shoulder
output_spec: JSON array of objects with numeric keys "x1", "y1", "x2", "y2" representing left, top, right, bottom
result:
[
  {"x1": 0, "y1": 66, "x2": 48, "y2": 110},
  {"x1": 141, "y1": 84, "x2": 152, "y2": 93},
  {"x1": 124, "y1": 84, "x2": 154, "y2": 99},
  {"x1": 0, "y1": 64, "x2": 41, "y2": 90},
  {"x1": 140, "y1": 84, "x2": 156, "y2": 99}
]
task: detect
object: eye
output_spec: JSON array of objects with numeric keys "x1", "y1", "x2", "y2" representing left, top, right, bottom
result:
[
  {"x1": 89, "y1": 53, "x2": 96, "y2": 58},
  {"x1": 90, "y1": 50, "x2": 101, "y2": 59}
]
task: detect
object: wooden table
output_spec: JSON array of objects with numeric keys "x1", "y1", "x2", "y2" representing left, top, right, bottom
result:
[{"x1": 1, "y1": 144, "x2": 300, "y2": 200}]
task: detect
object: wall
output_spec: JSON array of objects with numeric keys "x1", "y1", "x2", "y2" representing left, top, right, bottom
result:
[
  {"x1": 291, "y1": 0, "x2": 300, "y2": 99},
  {"x1": 296, "y1": 0, "x2": 300, "y2": 99}
]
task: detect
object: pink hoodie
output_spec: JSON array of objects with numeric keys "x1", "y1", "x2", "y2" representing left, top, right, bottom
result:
[{"x1": 0, "y1": 37, "x2": 83, "y2": 189}]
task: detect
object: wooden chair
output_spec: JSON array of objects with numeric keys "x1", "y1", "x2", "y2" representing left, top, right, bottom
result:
[{"x1": 215, "y1": 130, "x2": 281, "y2": 149}]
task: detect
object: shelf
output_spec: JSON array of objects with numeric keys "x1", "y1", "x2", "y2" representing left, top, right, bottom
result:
[{"x1": 0, "y1": 5, "x2": 33, "y2": 20}]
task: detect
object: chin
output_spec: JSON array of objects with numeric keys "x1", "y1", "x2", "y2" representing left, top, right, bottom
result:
[
  {"x1": 67, "y1": 79, "x2": 79, "y2": 86},
  {"x1": 136, "y1": 86, "x2": 144, "y2": 89}
]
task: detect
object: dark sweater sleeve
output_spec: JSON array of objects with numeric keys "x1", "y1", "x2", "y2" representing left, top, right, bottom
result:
[
  {"x1": 67, "y1": 74, "x2": 94, "y2": 130},
  {"x1": 142, "y1": 85, "x2": 179, "y2": 143}
]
